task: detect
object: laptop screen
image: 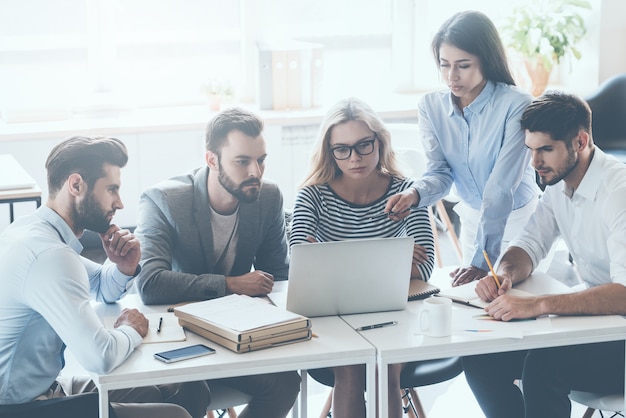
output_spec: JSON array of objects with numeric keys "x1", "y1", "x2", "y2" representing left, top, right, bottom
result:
[{"x1": 286, "y1": 237, "x2": 413, "y2": 317}]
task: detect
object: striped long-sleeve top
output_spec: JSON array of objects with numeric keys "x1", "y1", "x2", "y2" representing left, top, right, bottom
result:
[{"x1": 289, "y1": 176, "x2": 435, "y2": 281}]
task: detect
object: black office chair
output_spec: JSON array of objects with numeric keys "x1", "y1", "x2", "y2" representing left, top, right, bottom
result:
[
  {"x1": 309, "y1": 357, "x2": 464, "y2": 418},
  {"x1": 585, "y1": 73, "x2": 626, "y2": 163},
  {"x1": 0, "y1": 392, "x2": 101, "y2": 418}
]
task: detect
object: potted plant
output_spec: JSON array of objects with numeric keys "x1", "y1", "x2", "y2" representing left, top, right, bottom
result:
[
  {"x1": 206, "y1": 79, "x2": 235, "y2": 111},
  {"x1": 501, "y1": 0, "x2": 591, "y2": 96}
]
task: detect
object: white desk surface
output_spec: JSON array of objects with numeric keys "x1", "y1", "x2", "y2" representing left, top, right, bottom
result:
[
  {"x1": 0, "y1": 186, "x2": 41, "y2": 200},
  {"x1": 339, "y1": 271, "x2": 626, "y2": 416},
  {"x1": 0, "y1": 154, "x2": 39, "y2": 193},
  {"x1": 84, "y1": 287, "x2": 377, "y2": 418}
]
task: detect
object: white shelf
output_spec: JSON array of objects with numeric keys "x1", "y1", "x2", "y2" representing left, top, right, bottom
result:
[{"x1": 0, "y1": 93, "x2": 422, "y2": 142}]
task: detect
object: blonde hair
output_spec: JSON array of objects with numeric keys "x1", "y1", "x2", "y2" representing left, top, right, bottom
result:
[{"x1": 300, "y1": 98, "x2": 403, "y2": 187}]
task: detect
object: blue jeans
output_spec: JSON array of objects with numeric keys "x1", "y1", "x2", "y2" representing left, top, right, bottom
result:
[{"x1": 462, "y1": 341, "x2": 624, "y2": 418}]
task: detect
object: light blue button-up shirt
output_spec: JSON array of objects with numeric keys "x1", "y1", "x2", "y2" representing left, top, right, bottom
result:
[
  {"x1": 0, "y1": 206, "x2": 141, "y2": 404},
  {"x1": 414, "y1": 81, "x2": 538, "y2": 269}
]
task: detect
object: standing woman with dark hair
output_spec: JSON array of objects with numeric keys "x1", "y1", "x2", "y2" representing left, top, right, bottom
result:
[{"x1": 386, "y1": 10, "x2": 539, "y2": 286}]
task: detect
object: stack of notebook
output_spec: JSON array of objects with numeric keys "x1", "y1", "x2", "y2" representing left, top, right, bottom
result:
[{"x1": 174, "y1": 294, "x2": 312, "y2": 353}]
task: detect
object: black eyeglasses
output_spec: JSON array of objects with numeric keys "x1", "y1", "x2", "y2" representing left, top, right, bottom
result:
[{"x1": 330, "y1": 137, "x2": 377, "y2": 160}]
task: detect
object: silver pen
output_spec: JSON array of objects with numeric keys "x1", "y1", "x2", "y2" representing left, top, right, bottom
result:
[
  {"x1": 356, "y1": 321, "x2": 398, "y2": 331},
  {"x1": 367, "y1": 209, "x2": 411, "y2": 222}
]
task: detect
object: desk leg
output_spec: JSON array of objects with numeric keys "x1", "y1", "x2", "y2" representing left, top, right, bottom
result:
[
  {"x1": 377, "y1": 361, "x2": 387, "y2": 418},
  {"x1": 9, "y1": 203, "x2": 14, "y2": 223},
  {"x1": 99, "y1": 388, "x2": 109, "y2": 418},
  {"x1": 367, "y1": 361, "x2": 377, "y2": 418},
  {"x1": 297, "y1": 369, "x2": 306, "y2": 418}
]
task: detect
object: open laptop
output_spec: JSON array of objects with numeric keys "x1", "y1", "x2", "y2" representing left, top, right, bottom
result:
[{"x1": 286, "y1": 237, "x2": 414, "y2": 317}]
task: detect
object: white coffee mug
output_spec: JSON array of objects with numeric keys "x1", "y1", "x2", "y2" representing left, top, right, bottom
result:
[{"x1": 419, "y1": 297, "x2": 452, "y2": 337}]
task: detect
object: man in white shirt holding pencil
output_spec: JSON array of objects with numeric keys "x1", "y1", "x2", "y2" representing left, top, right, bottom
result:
[{"x1": 462, "y1": 91, "x2": 626, "y2": 418}]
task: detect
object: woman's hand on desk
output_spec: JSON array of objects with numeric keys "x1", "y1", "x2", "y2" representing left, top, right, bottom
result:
[
  {"x1": 410, "y1": 244, "x2": 430, "y2": 279},
  {"x1": 114, "y1": 308, "x2": 149, "y2": 337},
  {"x1": 450, "y1": 266, "x2": 488, "y2": 286},
  {"x1": 412, "y1": 243, "x2": 429, "y2": 265}
]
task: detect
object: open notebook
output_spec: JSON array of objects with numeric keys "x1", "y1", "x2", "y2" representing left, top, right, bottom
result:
[
  {"x1": 104, "y1": 312, "x2": 186, "y2": 343},
  {"x1": 436, "y1": 280, "x2": 533, "y2": 309}
]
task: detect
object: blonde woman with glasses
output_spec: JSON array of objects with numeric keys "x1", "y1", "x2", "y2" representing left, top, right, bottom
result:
[{"x1": 289, "y1": 97, "x2": 435, "y2": 418}]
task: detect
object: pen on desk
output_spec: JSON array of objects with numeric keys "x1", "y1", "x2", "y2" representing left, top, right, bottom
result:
[
  {"x1": 356, "y1": 321, "x2": 397, "y2": 331},
  {"x1": 482, "y1": 250, "x2": 501, "y2": 289},
  {"x1": 156, "y1": 317, "x2": 163, "y2": 333},
  {"x1": 265, "y1": 295, "x2": 277, "y2": 306},
  {"x1": 464, "y1": 329, "x2": 493, "y2": 333}
]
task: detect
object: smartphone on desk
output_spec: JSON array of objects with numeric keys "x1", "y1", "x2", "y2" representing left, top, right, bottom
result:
[{"x1": 154, "y1": 344, "x2": 216, "y2": 363}]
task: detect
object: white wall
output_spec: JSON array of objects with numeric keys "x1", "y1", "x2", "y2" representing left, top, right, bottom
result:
[
  {"x1": 0, "y1": 124, "x2": 296, "y2": 231},
  {"x1": 0, "y1": 119, "x2": 424, "y2": 232},
  {"x1": 599, "y1": 0, "x2": 626, "y2": 83}
]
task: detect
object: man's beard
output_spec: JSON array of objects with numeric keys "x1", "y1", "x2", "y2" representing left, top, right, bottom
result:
[
  {"x1": 73, "y1": 191, "x2": 112, "y2": 233},
  {"x1": 218, "y1": 163, "x2": 261, "y2": 204},
  {"x1": 538, "y1": 146, "x2": 578, "y2": 186}
]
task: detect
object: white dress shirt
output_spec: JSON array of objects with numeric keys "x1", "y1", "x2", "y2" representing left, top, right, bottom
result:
[{"x1": 510, "y1": 148, "x2": 626, "y2": 287}]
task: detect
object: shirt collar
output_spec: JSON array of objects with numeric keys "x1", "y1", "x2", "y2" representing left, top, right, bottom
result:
[
  {"x1": 446, "y1": 80, "x2": 495, "y2": 116},
  {"x1": 36, "y1": 205, "x2": 84, "y2": 254},
  {"x1": 562, "y1": 147, "x2": 605, "y2": 201}
]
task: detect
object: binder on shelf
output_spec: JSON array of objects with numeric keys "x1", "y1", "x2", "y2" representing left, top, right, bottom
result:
[
  {"x1": 408, "y1": 279, "x2": 441, "y2": 301},
  {"x1": 271, "y1": 50, "x2": 288, "y2": 111},
  {"x1": 173, "y1": 294, "x2": 311, "y2": 344},
  {"x1": 257, "y1": 40, "x2": 323, "y2": 111},
  {"x1": 179, "y1": 319, "x2": 312, "y2": 353}
]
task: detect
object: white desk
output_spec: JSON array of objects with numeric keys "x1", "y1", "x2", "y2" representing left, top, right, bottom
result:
[
  {"x1": 339, "y1": 272, "x2": 626, "y2": 416},
  {"x1": 0, "y1": 154, "x2": 41, "y2": 222},
  {"x1": 85, "y1": 291, "x2": 377, "y2": 418}
]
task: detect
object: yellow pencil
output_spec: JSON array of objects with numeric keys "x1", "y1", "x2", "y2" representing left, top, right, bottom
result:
[{"x1": 482, "y1": 250, "x2": 501, "y2": 289}]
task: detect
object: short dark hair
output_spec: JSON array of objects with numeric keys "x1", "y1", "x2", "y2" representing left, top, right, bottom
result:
[
  {"x1": 520, "y1": 91, "x2": 592, "y2": 143},
  {"x1": 205, "y1": 107, "x2": 264, "y2": 155},
  {"x1": 45, "y1": 136, "x2": 128, "y2": 196},
  {"x1": 432, "y1": 10, "x2": 515, "y2": 85}
]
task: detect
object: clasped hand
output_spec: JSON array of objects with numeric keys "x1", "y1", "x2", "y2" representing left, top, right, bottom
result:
[{"x1": 100, "y1": 225, "x2": 141, "y2": 277}]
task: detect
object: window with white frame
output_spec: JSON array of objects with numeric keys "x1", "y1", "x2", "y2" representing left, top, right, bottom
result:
[{"x1": 0, "y1": 0, "x2": 600, "y2": 123}]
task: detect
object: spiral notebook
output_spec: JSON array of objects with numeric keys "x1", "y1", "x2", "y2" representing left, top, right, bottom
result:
[{"x1": 408, "y1": 279, "x2": 440, "y2": 301}]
